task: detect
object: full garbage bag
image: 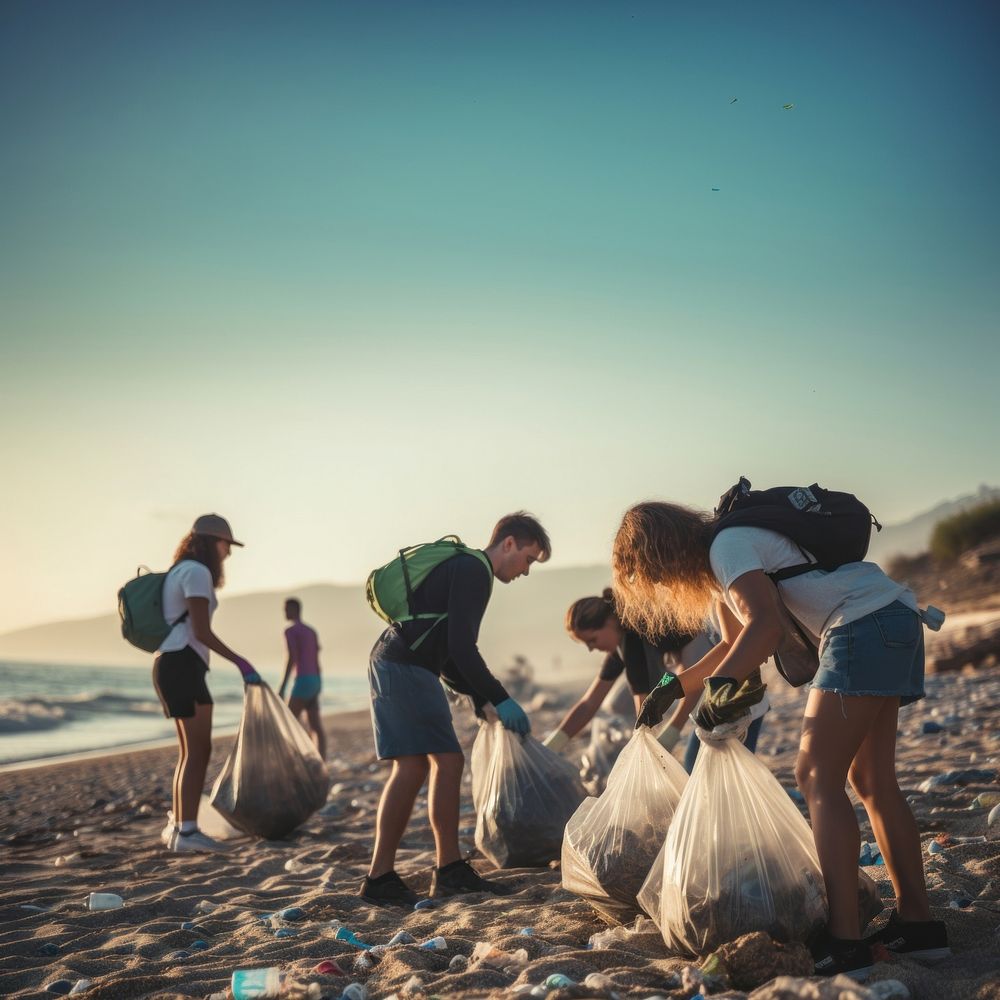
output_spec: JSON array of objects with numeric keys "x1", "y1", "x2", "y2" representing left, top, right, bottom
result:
[
  {"x1": 579, "y1": 714, "x2": 631, "y2": 795},
  {"x1": 210, "y1": 683, "x2": 329, "y2": 840},
  {"x1": 563, "y1": 727, "x2": 689, "y2": 922},
  {"x1": 472, "y1": 721, "x2": 587, "y2": 869},
  {"x1": 637, "y1": 719, "x2": 882, "y2": 956}
]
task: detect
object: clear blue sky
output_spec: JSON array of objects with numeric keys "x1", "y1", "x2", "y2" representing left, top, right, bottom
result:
[{"x1": 1, "y1": 1, "x2": 998, "y2": 633}]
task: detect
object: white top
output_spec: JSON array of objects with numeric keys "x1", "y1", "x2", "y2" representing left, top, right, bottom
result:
[
  {"x1": 709, "y1": 526, "x2": 917, "y2": 646},
  {"x1": 159, "y1": 560, "x2": 217, "y2": 665}
]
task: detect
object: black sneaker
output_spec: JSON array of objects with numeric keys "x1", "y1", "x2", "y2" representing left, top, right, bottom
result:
[
  {"x1": 429, "y1": 859, "x2": 511, "y2": 898},
  {"x1": 811, "y1": 927, "x2": 875, "y2": 980},
  {"x1": 865, "y1": 908, "x2": 952, "y2": 964},
  {"x1": 358, "y1": 870, "x2": 418, "y2": 908}
]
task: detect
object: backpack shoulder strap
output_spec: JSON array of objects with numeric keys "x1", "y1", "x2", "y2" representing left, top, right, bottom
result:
[{"x1": 164, "y1": 561, "x2": 190, "y2": 628}]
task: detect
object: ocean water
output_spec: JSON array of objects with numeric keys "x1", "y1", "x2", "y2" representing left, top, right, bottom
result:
[{"x1": 0, "y1": 660, "x2": 369, "y2": 766}]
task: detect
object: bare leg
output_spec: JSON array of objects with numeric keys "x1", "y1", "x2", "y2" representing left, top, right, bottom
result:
[
  {"x1": 305, "y1": 702, "x2": 327, "y2": 760},
  {"x1": 288, "y1": 695, "x2": 308, "y2": 737},
  {"x1": 848, "y1": 698, "x2": 931, "y2": 922},
  {"x1": 369, "y1": 755, "x2": 429, "y2": 877},
  {"x1": 427, "y1": 751, "x2": 464, "y2": 868},
  {"x1": 176, "y1": 704, "x2": 213, "y2": 825},
  {"x1": 796, "y1": 690, "x2": 885, "y2": 939},
  {"x1": 172, "y1": 720, "x2": 187, "y2": 822}
]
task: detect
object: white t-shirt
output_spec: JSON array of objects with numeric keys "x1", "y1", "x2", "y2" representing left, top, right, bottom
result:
[
  {"x1": 709, "y1": 526, "x2": 916, "y2": 646},
  {"x1": 159, "y1": 560, "x2": 217, "y2": 665}
]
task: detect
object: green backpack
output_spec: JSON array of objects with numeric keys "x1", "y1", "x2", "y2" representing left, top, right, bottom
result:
[
  {"x1": 365, "y1": 535, "x2": 493, "y2": 650},
  {"x1": 118, "y1": 565, "x2": 188, "y2": 653}
]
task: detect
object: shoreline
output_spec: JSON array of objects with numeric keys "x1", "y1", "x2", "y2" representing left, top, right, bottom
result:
[{"x1": 0, "y1": 707, "x2": 371, "y2": 775}]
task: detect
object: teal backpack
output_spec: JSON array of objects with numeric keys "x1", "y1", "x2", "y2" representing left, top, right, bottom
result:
[
  {"x1": 118, "y1": 565, "x2": 188, "y2": 653},
  {"x1": 365, "y1": 536, "x2": 492, "y2": 650}
]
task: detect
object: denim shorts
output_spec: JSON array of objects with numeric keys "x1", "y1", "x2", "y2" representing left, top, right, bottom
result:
[
  {"x1": 812, "y1": 600, "x2": 925, "y2": 705},
  {"x1": 368, "y1": 655, "x2": 461, "y2": 759}
]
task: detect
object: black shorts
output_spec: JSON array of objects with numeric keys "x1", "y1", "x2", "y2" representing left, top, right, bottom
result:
[{"x1": 153, "y1": 646, "x2": 213, "y2": 719}]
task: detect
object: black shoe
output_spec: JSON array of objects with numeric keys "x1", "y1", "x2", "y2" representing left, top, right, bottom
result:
[
  {"x1": 358, "y1": 870, "x2": 418, "y2": 908},
  {"x1": 811, "y1": 927, "x2": 875, "y2": 980},
  {"x1": 865, "y1": 908, "x2": 952, "y2": 964},
  {"x1": 429, "y1": 859, "x2": 511, "y2": 898}
]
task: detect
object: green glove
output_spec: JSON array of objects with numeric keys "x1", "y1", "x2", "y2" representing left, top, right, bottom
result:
[
  {"x1": 694, "y1": 670, "x2": 766, "y2": 730},
  {"x1": 635, "y1": 672, "x2": 684, "y2": 729}
]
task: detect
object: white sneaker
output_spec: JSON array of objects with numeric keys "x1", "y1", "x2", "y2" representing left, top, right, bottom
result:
[
  {"x1": 160, "y1": 812, "x2": 176, "y2": 846},
  {"x1": 168, "y1": 829, "x2": 226, "y2": 853}
]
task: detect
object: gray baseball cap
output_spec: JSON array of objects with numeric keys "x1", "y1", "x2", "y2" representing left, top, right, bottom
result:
[{"x1": 192, "y1": 513, "x2": 244, "y2": 547}]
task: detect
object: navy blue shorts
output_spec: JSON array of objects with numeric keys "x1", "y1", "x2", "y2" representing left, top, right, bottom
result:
[
  {"x1": 812, "y1": 601, "x2": 925, "y2": 706},
  {"x1": 368, "y1": 655, "x2": 461, "y2": 759}
]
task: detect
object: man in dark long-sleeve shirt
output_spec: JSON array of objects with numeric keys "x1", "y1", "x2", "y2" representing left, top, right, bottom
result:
[{"x1": 361, "y1": 512, "x2": 552, "y2": 906}]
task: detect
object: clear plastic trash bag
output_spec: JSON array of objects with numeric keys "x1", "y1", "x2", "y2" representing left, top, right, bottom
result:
[
  {"x1": 472, "y1": 721, "x2": 588, "y2": 868},
  {"x1": 606, "y1": 675, "x2": 637, "y2": 721},
  {"x1": 579, "y1": 714, "x2": 631, "y2": 795},
  {"x1": 210, "y1": 683, "x2": 329, "y2": 840},
  {"x1": 563, "y1": 727, "x2": 689, "y2": 922},
  {"x1": 637, "y1": 718, "x2": 882, "y2": 956}
]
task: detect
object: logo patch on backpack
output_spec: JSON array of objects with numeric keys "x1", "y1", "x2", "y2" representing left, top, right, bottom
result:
[{"x1": 787, "y1": 487, "x2": 820, "y2": 512}]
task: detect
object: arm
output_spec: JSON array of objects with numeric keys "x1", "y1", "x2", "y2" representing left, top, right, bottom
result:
[
  {"x1": 553, "y1": 677, "x2": 614, "y2": 739},
  {"x1": 187, "y1": 598, "x2": 256, "y2": 676},
  {"x1": 278, "y1": 630, "x2": 296, "y2": 699},
  {"x1": 663, "y1": 685, "x2": 705, "y2": 731},
  {"x1": 707, "y1": 571, "x2": 783, "y2": 683},
  {"x1": 445, "y1": 560, "x2": 509, "y2": 707},
  {"x1": 674, "y1": 637, "x2": 732, "y2": 695}
]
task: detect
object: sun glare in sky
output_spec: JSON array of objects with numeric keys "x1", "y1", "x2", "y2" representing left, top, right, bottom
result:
[{"x1": 1, "y1": 1, "x2": 998, "y2": 634}]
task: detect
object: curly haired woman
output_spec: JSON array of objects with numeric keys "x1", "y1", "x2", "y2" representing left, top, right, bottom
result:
[{"x1": 612, "y1": 500, "x2": 948, "y2": 979}]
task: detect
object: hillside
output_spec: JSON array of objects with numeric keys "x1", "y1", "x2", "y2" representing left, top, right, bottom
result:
[
  {"x1": 0, "y1": 565, "x2": 611, "y2": 680},
  {"x1": 3, "y1": 484, "x2": 998, "y2": 674},
  {"x1": 867, "y1": 483, "x2": 1000, "y2": 562}
]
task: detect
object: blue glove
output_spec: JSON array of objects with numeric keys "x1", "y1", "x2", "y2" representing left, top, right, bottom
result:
[{"x1": 494, "y1": 698, "x2": 530, "y2": 736}]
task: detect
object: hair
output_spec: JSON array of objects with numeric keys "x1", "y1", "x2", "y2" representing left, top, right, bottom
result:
[
  {"x1": 611, "y1": 501, "x2": 718, "y2": 637},
  {"x1": 488, "y1": 511, "x2": 551, "y2": 561},
  {"x1": 565, "y1": 587, "x2": 618, "y2": 636},
  {"x1": 285, "y1": 597, "x2": 301, "y2": 614},
  {"x1": 173, "y1": 531, "x2": 225, "y2": 588}
]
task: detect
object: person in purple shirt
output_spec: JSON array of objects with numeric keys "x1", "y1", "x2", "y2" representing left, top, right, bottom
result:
[{"x1": 278, "y1": 598, "x2": 327, "y2": 760}]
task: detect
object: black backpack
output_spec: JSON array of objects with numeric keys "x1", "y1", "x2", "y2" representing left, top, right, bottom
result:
[{"x1": 710, "y1": 477, "x2": 882, "y2": 686}]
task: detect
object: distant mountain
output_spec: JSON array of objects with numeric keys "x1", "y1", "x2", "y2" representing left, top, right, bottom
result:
[
  {"x1": 867, "y1": 484, "x2": 1000, "y2": 564},
  {"x1": 0, "y1": 565, "x2": 611, "y2": 682},
  {"x1": 3, "y1": 485, "x2": 997, "y2": 674}
]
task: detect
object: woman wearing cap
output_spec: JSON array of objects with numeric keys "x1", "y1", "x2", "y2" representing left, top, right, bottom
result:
[
  {"x1": 542, "y1": 588, "x2": 716, "y2": 754},
  {"x1": 154, "y1": 513, "x2": 261, "y2": 852}
]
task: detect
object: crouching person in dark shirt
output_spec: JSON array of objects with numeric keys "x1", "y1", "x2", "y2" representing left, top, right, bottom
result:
[{"x1": 360, "y1": 512, "x2": 552, "y2": 906}]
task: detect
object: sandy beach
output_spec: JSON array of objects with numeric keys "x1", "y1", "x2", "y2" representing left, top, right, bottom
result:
[{"x1": 2, "y1": 666, "x2": 998, "y2": 1000}]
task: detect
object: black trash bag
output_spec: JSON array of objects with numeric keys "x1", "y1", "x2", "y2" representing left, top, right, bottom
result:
[
  {"x1": 210, "y1": 683, "x2": 329, "y2": 840},
  {"x1": 472, "y1": 722, "x2": 587, "y2": 869}
]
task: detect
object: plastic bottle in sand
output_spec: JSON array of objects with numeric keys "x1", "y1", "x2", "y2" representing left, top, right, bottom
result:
[
  {"x1": 231, "y1": 969, "x2": 320, "y2": 1000},
  {"x1": 84, "y1": 892, "x2": 123, "y2": 910}
]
